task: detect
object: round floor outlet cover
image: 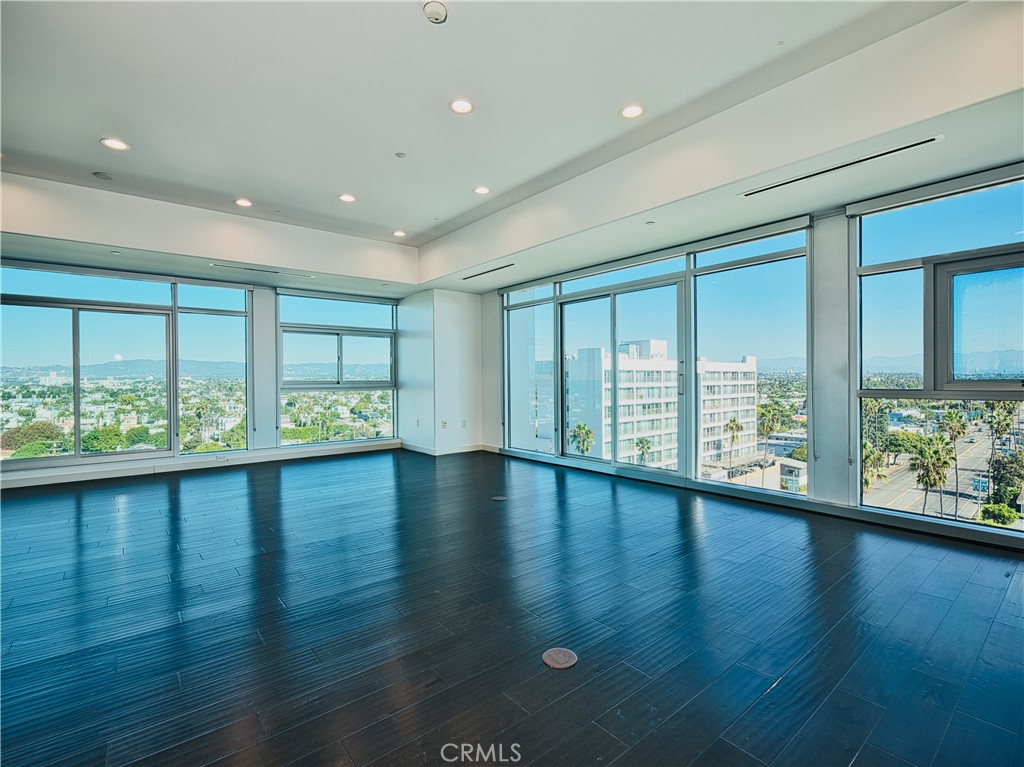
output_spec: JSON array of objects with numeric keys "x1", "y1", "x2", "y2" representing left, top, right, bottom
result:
[
  {"x1": 542, "y1": 648, "x2": 577, "y2": 669},
  {"x1": 491, "y1": 496, "x2": 507, "y2": 501}
]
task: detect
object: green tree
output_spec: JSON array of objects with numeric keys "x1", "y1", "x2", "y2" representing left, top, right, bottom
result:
[
  {"x1": 635, "y1": 436, "x2": 652, "y2": 465},
  {"x1": 757, "y1": 404, "x2": 783, "y2": 487},
  {"x1": 725, "y1": 417, "x2": 743, "y2": 471},
  {"x1": 910, "y1": 435, "x2": 954, "y2": 517},
  {"x1": 985, "y1": 403, "x2": 1015, "y2": 502},
  {"x1": 862, "y1": 440, "x2": 888, "y2": 492},
  {"x1": 940, "y1": 408, "x2": 968, "y2": 518},
  {"x1": 990, "y1": 449, "x2": 1024, "y2": 508},
  {"x1": 862, "y1": 399, "x2": 890, "y2": 463},
  {"x1": 11, "y1": 440, "x2": 52, "y2": 459},
  {"x1": 980, "y1": 503, "x2": 1017, "y2": 526},
  {"x1": 568, "y1": 422, "x2": 595, "y2": 456},
  {"x1": 81, "y1": 426, "x2": 125, "y2": 454},
  {"x1": 124, "y1": 426, "x2": 151, "y2": 446},
  {"x1": 1, "y1": 422, "x2": 63, "y2": 451},
  {"x1": 788, "y1": 444, "x2": 808, "y2": 462},
  {"x1": 220, "y1": 418, "x2": 247, "y2": 450}
]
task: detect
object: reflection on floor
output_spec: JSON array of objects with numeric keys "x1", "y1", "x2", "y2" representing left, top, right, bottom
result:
[{"x1": 2, "y1": 450, "x2": 1022, "y2": 766}]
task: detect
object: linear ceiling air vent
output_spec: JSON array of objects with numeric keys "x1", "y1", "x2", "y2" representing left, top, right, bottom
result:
[
  {"x1": 463, "y1": 263, "x2": 514, "y2": 280},
  {"x1": 209, "y1": 263, "x2": 314, "y2": 278},
  {"x1": 742, "y1": 134, "x2": 945, "y2": 197}
]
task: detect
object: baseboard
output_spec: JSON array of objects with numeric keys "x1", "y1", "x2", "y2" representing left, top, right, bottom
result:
[{"x1": 0, "y1": 439, "x2": 402, "y2": 489}]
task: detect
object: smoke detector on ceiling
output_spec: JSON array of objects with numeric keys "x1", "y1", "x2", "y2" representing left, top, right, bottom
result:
[{"x1": 423, "y1": 1, "x2": 447, "y2": 24}]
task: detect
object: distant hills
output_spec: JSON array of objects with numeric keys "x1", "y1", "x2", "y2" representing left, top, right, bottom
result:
[
  {"x1": 863, "y1": 350, "x2": 1023, "y2": 376},
  {"x1": 1, "y1": 360, "x2": 390, "y2": 381}
]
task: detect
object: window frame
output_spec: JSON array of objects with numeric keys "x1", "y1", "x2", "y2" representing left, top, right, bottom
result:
[
  {"x1": 933, "y1": 250, "x2": 1024, "y2": 393},
  {"x1": 0, "y1": 261, "x2": 256, "y2": 468},
  {"x1": 279, "y1": 325, "x2": 396, "y2": 391}
]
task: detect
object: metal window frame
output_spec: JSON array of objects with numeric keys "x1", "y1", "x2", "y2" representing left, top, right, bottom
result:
[
  {"x1": 279, "y1": 325, "x2": 397, "y2": 390},
  {"x1": 500, "y1": 223, "x2": 812, "y2": 494},
  {"x1": 934, "y1": 250, "x2": 1024, "y2": 393},
  {"x1": 173, "y1": 284, "x2": 253, "y2": 457},
  {"x1": 274, "y1": 291, "x2": 398, "y2": 450},
  {"x1": 0, "y1": 261, "x2": 260, "y2": 470}
]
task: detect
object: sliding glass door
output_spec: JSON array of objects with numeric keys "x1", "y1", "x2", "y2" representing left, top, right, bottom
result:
[{"x1": 561, "y1": 297, "x2": 611, "y2": 460}]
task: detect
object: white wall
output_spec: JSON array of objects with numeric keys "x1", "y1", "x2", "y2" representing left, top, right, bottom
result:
[
  {"x1": 396, "y1": 290, "x2": 436, "y2": 452},
  {"x1": 250, "y1": 287, "x2": 281, "y2": 450},
  {"x1": 396, "y1": 289, "x2": 485, "y2": 455},
  {"x1": 433, "y1": 290, "x2": 483, "y2": 454}
]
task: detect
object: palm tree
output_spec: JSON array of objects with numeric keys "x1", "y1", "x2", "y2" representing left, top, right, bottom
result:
[
  {"x1": 986, "y1": 402, "x2": 1014, "y2": 502},
  {"x1": 726, "y1": 417, "x2": 743, "y2": 472},
  {"x1": 758, "y1": 405, "x2": 782, "y2": 488},
  {"x1": 940, "y1": 408, "x2": 967, "y2": 518},
  {"x1": 635, "y1": 436, "x2": 652, "y2": 465},
  {"x1": 862, "y1": 440, "x2": 888, "y2": 492},
  {"x1": 910, "y1": 435, "x2": 954, "y2": 517},
  {"x1": 568, "y1": 422, "x2": 595, "y2": 456}
]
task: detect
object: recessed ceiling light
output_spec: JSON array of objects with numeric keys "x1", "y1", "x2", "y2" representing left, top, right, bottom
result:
[
  {"x1": 93, "y1": 171, "x2": 114, "y2": 181},
  {"x1": 393, "y1": 230, "x2": 406, "y2": 238},
  {"x1": 474, "y1": 186, "x2": 490, "y2": 195},
  {"x1": 338, "y1": 193, "x2": 356, "y2": 203},
  {"x1": 645, "y1": 221, "x2": 656, "y2": 225},
  {"x1": 110, "y1": 250, "x2": 121, "y2": 255},
  {"x1": 100, "y1": 137, "x2": 131, "y2": 151},
  {"x1": 620, "y1": 104, "x2": 644, "y2": 119},
  {"x1": 234, "y1": 198, "x2": 253, "y2": 208},
  {"x1": 449, "y1": 99, "x2": 474, "y2": 115}
]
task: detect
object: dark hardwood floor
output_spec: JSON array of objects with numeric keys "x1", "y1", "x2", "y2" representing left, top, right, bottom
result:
[{"x1": 1, "y1": 449, "x2": 1022, "y2": 767}]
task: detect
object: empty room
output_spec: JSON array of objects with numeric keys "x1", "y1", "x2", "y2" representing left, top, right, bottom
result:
[{"x1": 1, "y1": 2, "x2": 1022, "y2": 766}]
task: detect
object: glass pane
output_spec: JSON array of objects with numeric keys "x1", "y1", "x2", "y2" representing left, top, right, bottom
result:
[
  {"x1": 506, "y1": 285, "x2": 554, "y2": 305},
  {"x1": 562, "y1": 297, "x2": 611, "y2": 460},
  {"x1": 615, "y1": 286, "x2": 678, "y2": 470},
  {"x1": 80, "y1": 311, "x2": 169, "y2": 454},
  {"x1": 861, "y1": 181, "x2": 1024, "y2": 266},
  {"x1": 507, "y1": 304, "x2": 555, "y2": 453},
  {"x1": 695, "y1": 231, "x2": 806, "y2": 269},
  {"x1": 283, "y1": 332, "x2": 338, "y2": 383},
  {"x1": 178, "y1": 313, "x2": 247, "y2": 454},
  {"x1": 1, "y1": 267, "x2": 171, "y2": 305},
  {"x1": 280, "y1": 390, "x2": 394, "y2": 445},
  {"x1": 860, "y1": 398, "x2": 1023, "y2": 531},
  {"x1": 561, "y1": 256, "x2": 685, "y2": 295},
  {"x1": 952, "y1": 267, "x2": 1024, "y2": 380},
  {"x1": 695, "y1": 257, "x2": 807, "y2": 494},
  {"x1": 279, "y1": 295, "x2": 393, "y2": 329},
  {"x1": 0, "y1": 305, "x2": 74, "y2": 460},
  {"x1": 178, "y1": 284, "x2": 246, "y2": 312},
  {"x1": 342, "y1": 336, "x2": 392, "y2": 382},
  {"x1": 861, "y1": 269, "x2": 923, "y2": 389}
]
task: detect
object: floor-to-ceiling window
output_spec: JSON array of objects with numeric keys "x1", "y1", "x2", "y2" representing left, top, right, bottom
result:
[
  {"x1": 278, "y1": 292, "x2": 396, "y2": 446},
  {"x1": 615, "y1": 286, "x2": 678, "y2": 469},
  {"x1": 561, "y1": 296, "x2": 612, "y2": 460},
  {"x1": 501, "y1": 166, "x2": 1022, "y2": 540},
  {"x1": 693, "y1": 232, "x2": 808, "y2": 494},
  {"x1": 0, "y1": 266, "x2": 176, "y2": 463},
  {"x1": 506, "y1": 299, "x2": 555, "y2": 454},
  {"x1": 853, "y1": 178, "x2": 1024, "y2": 530},
  {"x1": 177, "y1": 285, "x2": 249, "y2": 454}
]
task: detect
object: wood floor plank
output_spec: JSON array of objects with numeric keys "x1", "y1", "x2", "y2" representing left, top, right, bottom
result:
[{"x1": 0, "y1": 450, "x2": 1018, "y2": 767}]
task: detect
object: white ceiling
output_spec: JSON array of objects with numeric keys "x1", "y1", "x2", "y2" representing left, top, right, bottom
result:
[{"x1": 1, "y1": 1, "x2": 1021, "y2": 296}]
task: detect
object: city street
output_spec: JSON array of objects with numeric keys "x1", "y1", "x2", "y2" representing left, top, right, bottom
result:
[{"x1": 865, "y1": 424, "x2": 1022, "y2": 529}]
